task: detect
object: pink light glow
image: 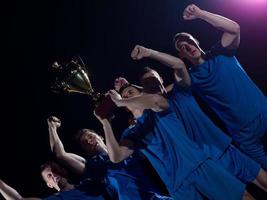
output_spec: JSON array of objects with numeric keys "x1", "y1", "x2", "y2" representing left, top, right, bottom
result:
[
  {"x1": 217, "y1": 0, "x2": 267, "y2": 19},
  {"x1": 242, "y1": 0, "x2": 267, "y2": 3},
  {"x1": 232, "y1": 0, "x2": 267, "y2": 7}
]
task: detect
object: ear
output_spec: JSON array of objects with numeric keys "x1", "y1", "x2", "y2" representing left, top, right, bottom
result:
[{"x1": 47, "y1": 182, "x2": 53, "y2": 189}]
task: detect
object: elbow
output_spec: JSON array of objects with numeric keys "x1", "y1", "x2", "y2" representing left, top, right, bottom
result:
[
  {"x1": 233, "y1": 22, "x2": 240, "y2": 34},
  {"x1": 173, "y1": 62, "x2": 186, "y2": 70},
  {"x1": 110, "y1": 156, "x2": 123, "y2": 163},
  {"x1": 152, "y1": 95, "x2": 168, "y2": 110},
  {"x1": 109, "y1": 151, "x2": 126, "y2": 163},
  {"x1": 54, "y1": 151, "x2": 65, "y2": 160}
]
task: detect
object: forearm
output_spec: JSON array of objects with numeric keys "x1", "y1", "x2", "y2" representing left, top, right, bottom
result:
[
  {"x1": 48, "y1": 128, "x2": 85, "y2": 174},
  {"x1": 48, "y1": 127, "x2": 66, "y2": 157},
  {"x1": 117, "y1": 94, "x2": 164, "y2": 110},
  {"x1": 0, "y1": 180, "x2": 22, "y2": 200},
  {"x1": 149, "y1": 50, "x2": 186, "y2": 69},
  {"x1": 102, "y1": 120, "x2": 132, "y2": 163},
  {"x1": 198, "y1": 10, "x2": 240, "y2": 34},
  {"x1": 117, "y1": 96, "x2": 150, "y2": 109}
]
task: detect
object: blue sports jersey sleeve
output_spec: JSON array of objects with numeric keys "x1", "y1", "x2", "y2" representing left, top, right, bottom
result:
[
  {"x1": 120, "y1": 111, "x2": 150, "y2": 150},
  {"x1": 206, "y1": 41, "x2": 237, "y2": 59}
]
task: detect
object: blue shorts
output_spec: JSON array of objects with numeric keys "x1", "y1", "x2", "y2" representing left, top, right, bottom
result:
[
  {"x1": 217, "y1": 144, "x2": 260, "y2": 183},
  {"x1": 174, "y1": 159, "x2": 245, "y2": 200},
  {"x1": 231, "y1": 109, "x2": 267, "y2": 169}
]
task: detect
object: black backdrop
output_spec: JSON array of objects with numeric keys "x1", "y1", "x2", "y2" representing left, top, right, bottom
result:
[{"x1": 3, "y1": 0, "x2": 267, "y2": 198}]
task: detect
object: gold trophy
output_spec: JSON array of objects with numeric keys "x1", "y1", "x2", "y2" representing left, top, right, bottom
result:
[{"x1": 51, "y1": 57, "x2": 116, "y2": 119}]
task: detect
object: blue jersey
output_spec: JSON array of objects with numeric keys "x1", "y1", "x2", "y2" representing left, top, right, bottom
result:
[
  {"x1": 83, "y1": 153, "x2": 169, "y2": 200},
  {"x1": 42, "y1": 189, "x2": 105, "y2": 200},
  {"x1": 42, "y1": 180, "x2": 109, "y2": 200},
  {"x1": 121, "y1": 108, "x2": 208, "y2": 197},
  {"x1": 169, "y1": 83, "x2": 231, "y2": 160},
  {"x1": 189, "y1": 42, "x2": 267, "y2": 132}
]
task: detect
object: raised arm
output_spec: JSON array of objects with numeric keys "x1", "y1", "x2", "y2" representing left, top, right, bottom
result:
[
  {"x1": 0, "y1": 179, "x2": 40, "y2": 200},
  {"x1": 131, "y1": 45, "x2": 191, "y2": 86},
  {"x1": 94, "y1": 112, "x2": 134, "y2": 163},
  {"x1": 183, "y1": 4, "x2": 240, "y2": 49},
  {"x1": 47, "y1": 117, "x2": 86, "y2": 175},
  {"x1": 108, "y1": 90, "x2": 169, "y2": 112}
]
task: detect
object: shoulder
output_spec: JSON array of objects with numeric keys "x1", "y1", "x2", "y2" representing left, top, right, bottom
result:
[{"x1": 206, "y1": 41, "x2": 237, "y2": 59}]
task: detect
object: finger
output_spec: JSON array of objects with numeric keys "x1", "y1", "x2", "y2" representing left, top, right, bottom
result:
[
  {"x1": 185, "y1": 6, "x2": 191, "y2": 14},
  {"x1": 108, "y1": 90, "x2": 115, "y2": 96},
  {"x1": 131, "y1": 47, "x2": 138, "y2": 59},
  {"x1": 114, "y1": 78, "x2": 120, "y2": 83},
  {"x1": 189, "y1": 6, "x2": 195, "y2": 13},
  {"x1": 183, "y1": 9, "x2": 191, "y2": 17},
  {"x1": 52, "y1": 117, "x2": 60, "y2": 123},
  {"x1": 110, "y1": 89, "x2": 117, "y2": 94},
  {"x1": 136, "y1": 49, "x2": 143, "y2": 59},
  {"x1": 183, "y1": 15, "x2": 191, "y2": 20}
]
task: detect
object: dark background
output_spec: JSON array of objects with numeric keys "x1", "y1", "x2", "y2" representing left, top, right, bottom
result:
[{"x1": 3, "y1": 0, "x2": 267, "y2": 199}]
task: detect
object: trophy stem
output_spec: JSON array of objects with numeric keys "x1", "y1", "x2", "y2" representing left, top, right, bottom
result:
[{"x1": 88, "y1": 90, "x2": 101, "y2": 102}]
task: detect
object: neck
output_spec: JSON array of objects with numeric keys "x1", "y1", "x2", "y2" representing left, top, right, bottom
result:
[
  {"x1": 87, "y1": 146, "x2": 108, "y2": 157},
  {"x1": 59, "y1": 180, "x2": 75, "y2": 192},
  {"x1": 130, "y1": 108, "x2": 143, "y2": 118},
  {"x1": 191, "y1": 56, "x2": 205, "y2": 65},
  {"x1": 99, "y1": 146, "x2": 108, "y2": 154}
]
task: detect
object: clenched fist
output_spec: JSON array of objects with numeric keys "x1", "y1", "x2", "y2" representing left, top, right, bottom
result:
[
  {"x1": 47, "y1": 116, "x2": 61, "y2": 129},
  {"x1": 131, "y1": 45, "x2": 152, "y2": 60},
  {"x1": 183, "y1": 4, "x2": 203, "y2": 20}
]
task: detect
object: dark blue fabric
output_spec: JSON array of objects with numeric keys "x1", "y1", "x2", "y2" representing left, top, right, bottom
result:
[
  {"x1": 83, "y1": 153, "x2": 170, "y2": 200},
  {"x1": 180, "y1": 159, "x2": 245, "y2": 200},
  {"x1": 189, "y1": 42, "x2": 267, "y2": 132},
  {"x1": 169, "y1": 83, "x2": 232, "y2": 160},
  {"x1": 121, "y1": 108, "x2": 208, "y2": 198},
  {"x1": 169, "y1": 84, "x2": 262, "y2": 183},
  {"x1": 42, "y1": 180, "x2": 108, "y2": 200},
  {"x1": 232, "y1": 108, "x2": 267, "y2": 169},
  {"x1": 217, "y1": 144, "x2": 260, "y2": 183},
  {"x1": 42, "y1": 189, "x2": 105, "y2": 200}
]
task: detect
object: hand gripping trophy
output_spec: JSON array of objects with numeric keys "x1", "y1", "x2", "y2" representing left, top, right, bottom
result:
[{"x1": 51, "y1": 57, "x2": 116, "y2": 119}]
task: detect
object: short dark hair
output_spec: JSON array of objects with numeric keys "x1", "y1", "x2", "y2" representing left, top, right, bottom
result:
[
  {"x1": 142, "y1": 66, "x2": 154, "y2": 74},
  {"x1": 119, "y1": 83, "x2": 143, "y2": 95},
  {"x1": 138, "y1": 66, "x2": 155, "y2": 81},
  {"x1": 173, "y1": 32, "x2": 199, "y2": 50},
  {"x1": 40, "y1": 161, "x2": 68, "y2": 178}
]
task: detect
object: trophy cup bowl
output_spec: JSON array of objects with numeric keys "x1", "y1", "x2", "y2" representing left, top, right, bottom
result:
[{"x1": 51, "y1": 57, "x2": 116, "y2": 119}]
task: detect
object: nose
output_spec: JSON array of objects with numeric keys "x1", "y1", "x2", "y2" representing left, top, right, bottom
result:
[
  {"x1": 87, "y1": 136, "x2": 96, "y2": 144},
  {"x1": 185, "y1": 45, "x2": 191, "y2": 51}
]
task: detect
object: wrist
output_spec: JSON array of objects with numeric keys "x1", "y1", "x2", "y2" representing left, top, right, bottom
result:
[
  {"x1": 48, "y1": 126, "x2": 57, "y2": 131},
  {"x1": 149, "y1": 49, "x2": 158, "y2": 58},
  {"x1": 101, "y1": 119, "x2": 109, "y2": 126},
  {"x1": 115, "y1": 99, "x2": 124, "y2": 107},
  {"x1": 197, "y1": 9, "x2": 208, "y2": 19}
]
